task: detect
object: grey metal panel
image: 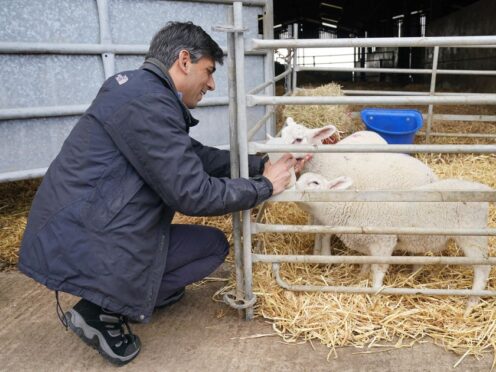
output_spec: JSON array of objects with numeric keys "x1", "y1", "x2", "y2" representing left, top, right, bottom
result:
[
  {"x1": 109, "y1": 0, "x2": 262, "y2": 45},
  {"x1": 0, "y1": 0, "x2": 266, "y2": 181},
  {"x1": 0, "y1": 117, "x2": 77, "y2": 172},
  {"x1": 0, "y1": 55, "x2": 104, "y2": 108},
  {"x1": 0, "y1": 0, "x2": 99, "y2": 43}
]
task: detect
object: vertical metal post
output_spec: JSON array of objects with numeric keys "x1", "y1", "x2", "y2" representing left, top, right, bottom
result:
[
  {"x1": 233, "y1": 2, "x2": 255, "y2": 320},
  {"x1": 426, "y1": 46, "x2": 439, "y2": 143},
  {"x1": 292, "y1": 23, "x2": 298, "y2": 93},
  {"x1": 226, "y1": 6, "x2": 244, "y2": 317},
  {"x1": 262, "y1": 0, "x2": 276, "y2": 135},
  {"x1": 96, "y1": 0, "x2": 115, "y2": 79}
]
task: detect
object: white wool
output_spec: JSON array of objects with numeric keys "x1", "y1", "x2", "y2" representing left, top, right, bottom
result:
[
  {"x1": 296, "y1": 173, "x2": 492, "y2": 311},
  {"x1": 280, "y1": 117, "x2": 438, "y2": 191}
]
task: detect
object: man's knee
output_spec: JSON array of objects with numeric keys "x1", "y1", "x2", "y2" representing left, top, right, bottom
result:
[{"x1": 208, "y1": 227, "x2": 229, "y2": 260}]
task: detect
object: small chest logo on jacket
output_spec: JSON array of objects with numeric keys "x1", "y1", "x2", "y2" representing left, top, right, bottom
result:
[{"x1": 115, "y1": 74, "x2": 129, "y2": 85}]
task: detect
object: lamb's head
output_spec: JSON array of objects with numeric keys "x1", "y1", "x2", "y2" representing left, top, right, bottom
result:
[
  {"x1": 296, "y1": 172, "x2": 353, "y2": 191},
  {"x1": 281, "y1": 117, "x2": 337, "y2": 147}
]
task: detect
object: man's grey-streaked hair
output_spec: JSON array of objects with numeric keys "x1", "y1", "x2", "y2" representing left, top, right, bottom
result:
[{"x1": 145, "y1": 21, "x2": 224, "y2": 69}]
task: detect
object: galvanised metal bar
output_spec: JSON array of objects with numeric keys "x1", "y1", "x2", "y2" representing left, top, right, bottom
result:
[
  {"x1": 0, "y1": 42, "x2": 266, "y2": 56},
  {"x1": 253, "y1": 223, "x2": 496, "y2": 236},
  {"x1": 254, "y1": 254, "x2": 496, "y2": 265},
  {"x1": 418, "y1": 132, "x2": 496, "y2": 139},
  {"x1": 343, "y1": 90, "x2": 490, "y2": 96},
  {"x1": 177, "y1": 0, "x2": 266, "y2": 5},
  {"x1": 0, "y1": 168, "x2": 47, "y2": 183},
  {"x1": 262, "y1": 0, "x2": 275, "y2": 135},
  {"x1": 0, "y1": 42, "x2": 149, "y2": 54},
  {"x1": 249, "y1": 35, "x2": 496, "y2": 49},
  {"x1": 0, "y1": 105, "x2": 89, "y2": 120},
  {"x1": 250, "y1": 143, "x2": 496, "y2": 154},
  {"x1": 268, "y1": 190, "x2": 496, "y2": 202},
  {"x1": 426, "y1": 46, "x2": 440, "y2": 143},
  {"x1": 225, "y1": 6, "x2": 245, "y2": 314},
  {"x1": 246, "y1": 94, "x2": 496, "y2": 107},
  {"x1": 247, "y1": 109, "x2": 274, "y2": 140},
  {"x1": 96, "y1": 0, "x2": 115, "y2": 79},
  {"x1": 426, "y1": 114, "x2": 496, "y2": 121},
  {"x1": 297, "y1": 66, "x2": 496, "y2": 76},
  {"x1": 0, "y1": 98, "x2": 229, "y2": 120},
  {"x1": 271, "y1": 264, "x2": 496, "y2": 297},
  {"x1": 248, "y1": 68, "x2": 291, "y2": 95},
  {"x1": 291, "y1": 23, "x2": 298, "y2": 92},
  {"x1": 233, "y1": 2, "x2": 255, "y2": 320}
]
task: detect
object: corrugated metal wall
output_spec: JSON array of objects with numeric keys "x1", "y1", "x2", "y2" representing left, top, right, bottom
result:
[{"x1": 0, "y1": 0, "x2": 267, "y2": 181}]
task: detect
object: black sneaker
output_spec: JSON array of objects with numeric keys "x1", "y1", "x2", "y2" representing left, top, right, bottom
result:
[
  {"x1": 64, "y1": 299, "x2": 141, "y2": 366},
  {"x1": 155, "y1": 287, "x2": 185, "y2": 309}
]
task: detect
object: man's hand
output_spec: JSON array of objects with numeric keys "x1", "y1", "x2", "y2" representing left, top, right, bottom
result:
[
  {"x1": 262, "y1": 153, "x2": 297, "y2": 195},
  {"x1": 295, "y1": 154, "x2": 313, "y2": 175}
]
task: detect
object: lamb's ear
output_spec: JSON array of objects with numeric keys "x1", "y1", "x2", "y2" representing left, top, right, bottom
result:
[
  {"x1": 327, "y1": 176, "x2": 353, "y2": 190},
  {"x1": 266, "y1": 134, "x2": 275, "y2": 140},
  {"x1": 285, "y1": 117, "x2": 296, "y2": 127},
  {"x1": 309, "y1": 125, "x2": 337, "y2": 143}
]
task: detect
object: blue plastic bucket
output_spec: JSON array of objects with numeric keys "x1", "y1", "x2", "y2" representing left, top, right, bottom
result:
[{"x1": 360, "y1": 108, "x2": 423, "y2": 144}]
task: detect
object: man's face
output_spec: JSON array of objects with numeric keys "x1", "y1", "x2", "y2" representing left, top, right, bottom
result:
[{"x1": 181, "y1": 56, "x2": 216, "y2": 109}]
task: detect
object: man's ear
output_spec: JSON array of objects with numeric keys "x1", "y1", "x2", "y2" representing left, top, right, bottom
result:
[{"x1": 178, "y1": 50, "x2": 191, "y2": 74}]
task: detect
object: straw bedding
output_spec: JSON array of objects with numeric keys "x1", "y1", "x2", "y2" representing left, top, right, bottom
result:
[{"x1": 1, "y1": 84, "x2": 495, "y2": 367}]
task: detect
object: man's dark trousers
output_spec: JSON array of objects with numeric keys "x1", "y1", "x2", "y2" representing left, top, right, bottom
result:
[{"x1": 155, "y1": 224, "x2": 229, "y2": 307}]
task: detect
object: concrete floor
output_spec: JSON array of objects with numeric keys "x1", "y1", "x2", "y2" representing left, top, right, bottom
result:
[{"x1": 0, "y1": 270, "x2": 492, "y2": 372}]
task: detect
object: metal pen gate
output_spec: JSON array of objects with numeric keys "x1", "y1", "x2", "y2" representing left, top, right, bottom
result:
[{"x1": 222, "y1": 2, "x2": 496, "y2": 320}]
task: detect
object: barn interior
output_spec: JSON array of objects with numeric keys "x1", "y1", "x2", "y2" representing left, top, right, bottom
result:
[{"x1": 270, "y1": 0, "x2": 496, "y2": 91}]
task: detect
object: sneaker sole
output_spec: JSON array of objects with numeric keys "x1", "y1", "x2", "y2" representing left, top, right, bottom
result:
[{"x1": 65, "y1": 309, "x2": 140, "y2": 366}]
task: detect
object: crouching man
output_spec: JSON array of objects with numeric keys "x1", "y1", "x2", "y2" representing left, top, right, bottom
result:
[{"x1": 18, "y1": 22, "x2": 302, "y2": 365}]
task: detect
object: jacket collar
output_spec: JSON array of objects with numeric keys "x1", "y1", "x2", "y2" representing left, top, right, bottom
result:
[{"x1": 140, "y1": 58, "x2": 199, "y2": 129}]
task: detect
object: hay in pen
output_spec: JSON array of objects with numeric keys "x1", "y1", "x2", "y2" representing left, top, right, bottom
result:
[{"x1": 1, "y1": 83, "x2": 496, "y2": 367}]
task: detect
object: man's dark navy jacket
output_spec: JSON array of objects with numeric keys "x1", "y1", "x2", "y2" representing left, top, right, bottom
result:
[{"x1": 18, "y1": 61, "x2": 272, "y2": 322}]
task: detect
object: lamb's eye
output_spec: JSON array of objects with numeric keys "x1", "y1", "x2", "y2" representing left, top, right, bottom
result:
[
  {"x1": 293, "y1": 138, "x2": 303, "y2": 144},
  {"x1": 310, "y1": 181, "x2": 320, "y2": 186}
]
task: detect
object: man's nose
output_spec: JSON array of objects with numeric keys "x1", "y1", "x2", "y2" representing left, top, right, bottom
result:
[{"x1": 207, "y1": 75, "x2": 215, "y2": 91}]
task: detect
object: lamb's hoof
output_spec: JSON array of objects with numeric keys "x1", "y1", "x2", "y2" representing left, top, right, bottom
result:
[
  {"x1": 464, "y1": 297, "x2": 480, "y2": 317},
  {"x1": 358, "y1": 264, "x2": 371, "y2": 278},
  {"x1": 411, "y1": 264, "x2": 423, "y2": 274}
]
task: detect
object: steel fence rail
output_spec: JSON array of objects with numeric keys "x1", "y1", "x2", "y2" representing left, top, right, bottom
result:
[
  {"x1": 249, "y1": 35, "x2": 496, "y2": 49},
  {"x1": 297, "y1": 66, "x2": 496, "y2": 76},
  {"x1": 0, "y1": 41, "x2": 267, "y2": 56},
  {"x1": 246, "y1": 94, "x2": 496, "y2": 107},
  {"x1": 253, "y1": 223, "x2": 496, "y2": 236},
  {"x1": 253, "y1": 254, "x2": 496, "y2": 266},
  {"x1": 0, "y1": 97, "x2": 229, "y2": 120},
  {"x1": 343, "y1": 90, "x2": 490, "y2": 96},
  {"x1": 418, "y1": 131, "x2": 496, "y2": 139},
  {"x1": 248, "y1": 68, "x2": 292, "y2": 95},
  {"x1": 249, "y1": 143, "x2": 496, "y2": 154},
  {"x1": 247, "y1": 109, "x2": 275, "y2": 140},
  {"x1": 267, "y1": 189, "x2": 496, "y2": 202},
  {"x1": 271, "y1": 264, "x2": 496, "y2": 297}
]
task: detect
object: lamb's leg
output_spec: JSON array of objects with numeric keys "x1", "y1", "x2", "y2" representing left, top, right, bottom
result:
[
  {"x1": 321, "y1": 234, "x2": 332, "y2": 256},
  {"x1": 313, "y1": 234, "x2": 322, "y2": 255},
  {"x1": 368, "y1": 239, "x2": 397, "y2": 289},
  {"x1": 359, "y1": 264, "x2": 371, "y2": 278},
  {"x1": 456, "y1": 236, "x2": 491, "y2": 315}
]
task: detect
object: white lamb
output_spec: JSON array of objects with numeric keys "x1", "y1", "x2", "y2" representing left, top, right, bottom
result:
[
  {"x1": 280, "y1": 117, "x2": 438, "y2": 191},
  {"x1": 279, "y1": 118, "x2": 438, "y2": 254},
  {"x1": 296, "y1": 172, "x2": 492, "y2": 312}
]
